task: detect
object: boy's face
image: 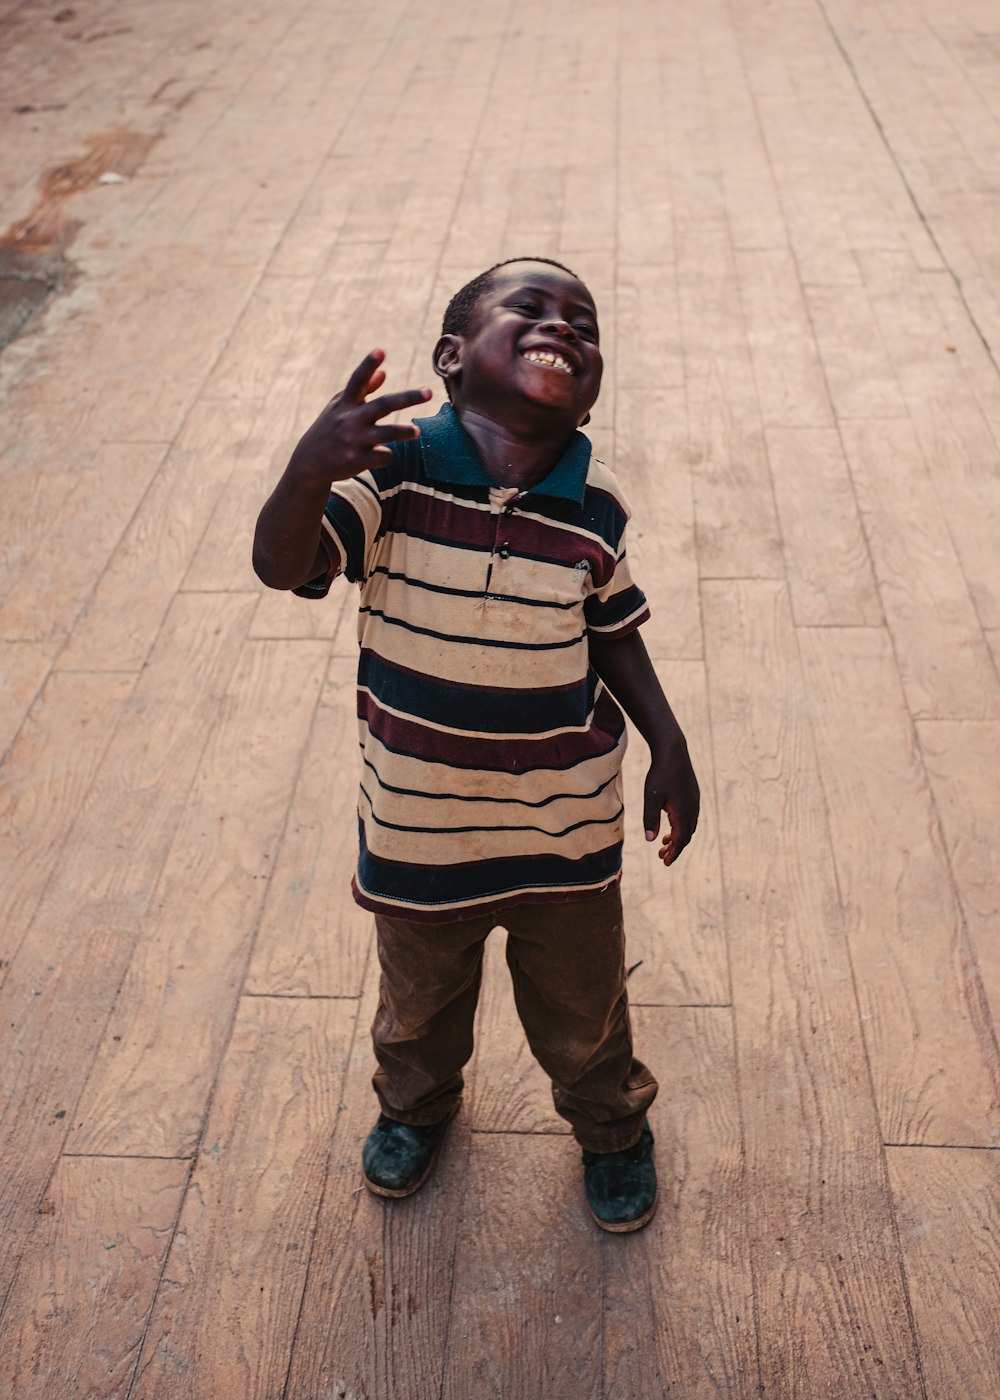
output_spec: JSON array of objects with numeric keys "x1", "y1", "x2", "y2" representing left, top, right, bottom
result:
[{"x1": 435, "y1": 262, "x2": 603, "y2": 428}]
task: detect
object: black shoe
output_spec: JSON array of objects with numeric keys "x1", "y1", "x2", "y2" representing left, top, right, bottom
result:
[
  {"x1": 582, "y1": 1121, "x2": 658, "y2": 1233},
  {"x1": 361, "y1": 1112, "x2": 453, "y2": 1198}
]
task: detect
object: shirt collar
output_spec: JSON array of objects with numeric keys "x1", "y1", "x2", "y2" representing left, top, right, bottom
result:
[{"x1": 415, "y1": 402, "x2": 591, "y2": 506}]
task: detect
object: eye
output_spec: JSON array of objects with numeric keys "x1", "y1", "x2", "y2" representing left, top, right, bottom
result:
[
  {"x1": 511, "y1": 301, "x2": 540, "y2": 316},
  {"x1": 574, "y1": 321, "x2": 598, "y2": 340}
]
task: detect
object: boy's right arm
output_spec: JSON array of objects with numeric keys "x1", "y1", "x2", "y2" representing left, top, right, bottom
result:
[{"x1": 252, "y1": 349, "x2": 431, "y2": 591}]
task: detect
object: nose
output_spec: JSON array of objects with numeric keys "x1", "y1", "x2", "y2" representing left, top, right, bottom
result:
[{"x1": 538, "y1": 316, "x2": 577, "y2": 340}]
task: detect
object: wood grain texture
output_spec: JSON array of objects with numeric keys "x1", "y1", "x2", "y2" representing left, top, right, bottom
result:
[
  {"x1": 440, "y1": 1133, "x2": 603, "y2": 1400},
  {"x1": 284, "y1": 967, "x2": 471, "y2": 1400},
  {"x1": 802, "y1": 283, "x2": 907, "y2": 422},
  {"x1": 614, "y1": 386, "x2": 701, "y2": 662},
  {"x1": 703, "y1": 579, "x2": 922, "y2": 1395},
  {"x1": 840, "y1": 417, "x2": 1000, "y2": 720},
  {"x1": 0, "y1": 442, "x2": 168, "y2": 646},
  {"x1": 2, "y1": 1158, "x2": 188, "y2": 1400},
  {"x1": 0, "y1": 592, "x2": 254, "y2": 1311},
  {"x1": 917, "y1": 719, "x2": 1000, "y2": 1030},
  {"x1": 68, "y1": 638, "x2": 326, "y2": 1157},
  {"x1": 679, "y1": 222, "x2": 786, "y2": 583},
  {"x1": 888, "y1": 1147, "x2": 1000, "y2": 1400},
  {"x1": 0, "y1": 640, "x2": 57, "y2": 760},
  {"x1": 130, "y1": 996, "x2": 354, "y2": 1400},
  {"x1": 57, "y1": 400, "x2": 261, "y2": 672},
  {"x1": 604, "y1": 1007, "x2": 755, "y2": 1398},
  {"x1": 800, "y1": 626, "x2": 1000, "y2": 1145},
  {"x1": 247, "y1": 669, "x2": 372, "y2": 998},
  {"x1": 766, "y1": 426, "x2": 882, "y2": 627},
  {"x1": 737, "y1": 249, "x2": 834, "y2": 429},
  {"x1": 856, "y1": 251, "x2": 1000, "y2": 631},
  {"x1": 0, "y1": 670, "x2": 133, "y2": 978}
]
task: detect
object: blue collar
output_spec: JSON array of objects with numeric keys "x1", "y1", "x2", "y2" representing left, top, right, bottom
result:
[{"x1": 414, "y1": 402, "x2": 591, "y2": 506}]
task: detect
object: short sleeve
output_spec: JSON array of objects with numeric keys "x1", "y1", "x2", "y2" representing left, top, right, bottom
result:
[
  {"x1": 583, "y1": 533, "x2": 650, "y2": 639},
  {"x1": 290, "y1": 470, "x2": 385, "y2": 599}
]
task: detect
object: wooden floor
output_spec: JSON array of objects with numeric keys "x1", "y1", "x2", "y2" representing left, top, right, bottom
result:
[{"x1": 1, "y1": 0, "x2": 999, "y2": 1394}]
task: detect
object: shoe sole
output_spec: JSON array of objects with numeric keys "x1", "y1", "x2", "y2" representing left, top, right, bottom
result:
[
  {"x1": 362, "y1": 1127, "x2": 450, "y2": 1199},
  {"x1": 589, "y1": 1190, "x2": 658, "y2": 1234}
]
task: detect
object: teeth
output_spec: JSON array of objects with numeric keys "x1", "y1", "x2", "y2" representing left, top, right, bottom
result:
[{"x1": 522, "y1": 349, "x2": 573, "y2": 375}]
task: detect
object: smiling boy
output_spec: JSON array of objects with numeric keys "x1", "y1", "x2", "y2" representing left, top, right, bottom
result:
[{"x1": 253, "y1": 257, "x2": 699, "y2": 1231}]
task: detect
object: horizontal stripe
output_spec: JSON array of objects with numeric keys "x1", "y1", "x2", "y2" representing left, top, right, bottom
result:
[
  {"x1": 355, "y1": 822, "x2": 624, "y2": 911},
  {"x1": 358, "y1": 648, "x2": 598, "y2": 735},
  {"x1": 360, "y1": 754, "x2": 619, "y2": 808},
  {"x1": 353, "y1": 874, "x2": 622, "y2": 923},
  {"x1": 368, "y1": 565, "x2": 583, "y2": 611},
  {"x1": 360, "y1": 781, "x2": 623, "y2": 840},
  {"x1": 357, "y1": 606, "x2": 582, "y2": 653},
  {"x1": 358, "y1": 687, "x2": 627, "y2": 772}
]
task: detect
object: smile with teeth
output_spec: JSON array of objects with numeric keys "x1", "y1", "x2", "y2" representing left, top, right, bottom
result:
[{"x1": 521, "y1": 348, "x2": 574, "y2": 375}]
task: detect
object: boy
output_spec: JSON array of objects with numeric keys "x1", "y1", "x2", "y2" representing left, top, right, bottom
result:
[{"x1": 253, "y1": 258, "x2": 699, "y2": 1232}]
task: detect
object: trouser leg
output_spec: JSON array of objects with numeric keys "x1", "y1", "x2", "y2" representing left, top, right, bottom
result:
[
  {"x1": 371, "y1": 908, "x2": 495, "y2": 1125},
  {"x1": 501, "y1": 886, "x2": 658, "y2": 1152}
]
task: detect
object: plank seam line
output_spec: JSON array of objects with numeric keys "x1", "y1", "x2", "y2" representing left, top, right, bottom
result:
[
  {"x1": 469, "y1": 1128, "x2": 573, "y2": 1138},
  {"x1": 241, "y1": 991, "x2": 362, "y2": 1001},
  {"x1": 630, "y1": 1001, "x2": 733, "y2": 1009},
  {"x1": 812, "y1": 0, "x2": 1000, "y2": 377},
  {"x1": 60, "y1": 1151, "x2": 192, "y2": 1162},
  {"x1": 884, "y1": 1142, "x2": 1000, "y2": 1152}
]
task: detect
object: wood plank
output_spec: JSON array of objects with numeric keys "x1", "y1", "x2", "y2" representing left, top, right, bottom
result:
[
  {"x1": 917, "y1": 719, "x2": 1000, "y2": 1025},
  {"x1": 737, "y1": 249, "x2": 834, "y2": 429},
  {"x1": 0, "y1": 592, "x2": 254, "y2": 1311},
  {"x1": 802, "y1": 282, "x2": 908, "y2": 421},
  {"x1": 68, "y1": 638, "x2": 327, "y2": 1157},
  {"x1": 856, "y1": 252, "x2": 1000, "y2": 631},
  {"x1": 0, "y1": 669, "x2": 134, "y2": 978},
  {"x1": 247, "y1": 668, "x2": 372, "y2": 998},
  {"x1": 840, "y1": 417, "x2": 1000, "y2": 719},
  {"x1": 199, "y1": 273, "x2": 317, "y2": 403},
  {"x1": 799, "y1": 626, "x2": 1000, "y2": 1145},
  {"x1": 888, "y1": 1146, "x2": 1000, "y2": 1400},
  {"x1": 604, "y1": 1007, "x2": 756, "y2": 1398},
  {"x1": 703, "y1": 13, "x2": 788, "y2": 254},
  {"x1": 703, "y1": 579, "x2": 922, "y2": 1394},
  {"x1": 0, "y1": 640, "x2": 57, "y2": 760},
  {"x1": 438, "y1": 1134, "x2": 602, "y2": 1400},
  {"x1": 56, "y1": 400, "x2": 260, "y2": 672},
  {"x1": 284, "y1": 964, "x2": 471, "y2": 1400},
  {"x1": 766, "y1": 427, "x2": 882, "y2": 627},
  {"x1": 0, "y1": 442, "x2": 168, "y2": 645},
  {"x1": 614, "y1": 387, "x2": 701, "y2": 662},
  {"x1": 1, "y1": 1158, "x2": 188, "y2": 1400},
  {"x1": 680, "y1": 231, "x2": 785, "y2": 581},
  {"x1": 129, "y1": 996, "x2": 354, "y2": 1400}
]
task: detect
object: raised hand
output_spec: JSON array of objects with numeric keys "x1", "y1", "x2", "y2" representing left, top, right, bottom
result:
[{"x1": 290, "y1": 349, "x2": 432, "y2": 484}]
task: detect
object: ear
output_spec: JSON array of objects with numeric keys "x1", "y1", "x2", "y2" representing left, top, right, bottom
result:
[{"x1": 433, "y1": 334, "x2": 462, "y2": 386}]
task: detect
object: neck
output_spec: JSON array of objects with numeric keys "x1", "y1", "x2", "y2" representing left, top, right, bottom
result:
[{"x1": 454, "y1": 405, "x2": 576, "y2": 489}]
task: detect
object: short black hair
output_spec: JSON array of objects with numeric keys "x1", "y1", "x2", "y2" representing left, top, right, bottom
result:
[{"x1": 441, "y1": 256, "x2": 580, "y2": 338}]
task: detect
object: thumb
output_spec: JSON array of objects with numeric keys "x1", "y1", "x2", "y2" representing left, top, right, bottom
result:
[{"x1": 643, "y1": 772, "x2": 662, "y2": 843}]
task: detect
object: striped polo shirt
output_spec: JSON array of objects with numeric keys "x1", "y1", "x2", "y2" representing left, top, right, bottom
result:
[{"x1": 298, "y1": 402, "x2": 650, "y2": 922}]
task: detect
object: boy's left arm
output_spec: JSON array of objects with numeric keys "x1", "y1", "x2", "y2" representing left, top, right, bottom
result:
[{"x1": 589, "y1": 629, "x2": 700, "y2": 866}]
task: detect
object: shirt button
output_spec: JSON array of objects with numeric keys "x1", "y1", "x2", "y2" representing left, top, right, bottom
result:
[{"x1": 498, "y1": 543, "x2": 510, "y2": 560}]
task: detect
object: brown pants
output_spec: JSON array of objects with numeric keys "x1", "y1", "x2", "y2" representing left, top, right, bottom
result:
[{"x1": 371, "y1": 886, "x2": 657, "y2": 1153}]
